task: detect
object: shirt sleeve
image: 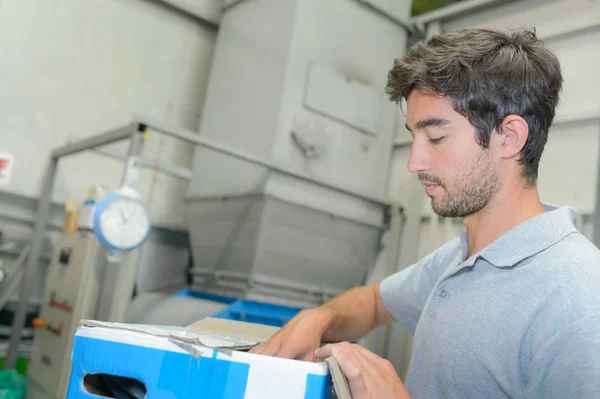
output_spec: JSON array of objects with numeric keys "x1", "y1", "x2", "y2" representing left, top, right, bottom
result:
[
  {"x1": 379, "y1": 238, "x2": 460, "y2": 334},
  {"x1": 525, "y1": 315, "x2": 600, "y2": 398}
]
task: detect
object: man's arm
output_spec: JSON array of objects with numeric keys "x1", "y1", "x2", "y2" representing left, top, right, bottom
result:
[
  {"x1": 320, "y1": 283, "x2": 395, "y2": 342},
  {"x1": 252, "y1": 239, "x2": 459, "y2": 361},
  {"x1": 250, "y1": 283, "x2": 394, "y2": 360}
]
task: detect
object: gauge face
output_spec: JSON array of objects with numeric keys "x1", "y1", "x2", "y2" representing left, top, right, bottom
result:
[{"x1": 98, "y1": 195, "x2": 150, "y2": 250}]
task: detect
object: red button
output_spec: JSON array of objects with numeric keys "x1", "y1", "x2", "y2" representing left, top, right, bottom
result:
[{"x1": 32, "y1": 318, "x2": 46, "y2": 328}]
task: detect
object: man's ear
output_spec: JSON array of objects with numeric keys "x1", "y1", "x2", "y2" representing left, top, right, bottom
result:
[{"x1": 498, "y1": 115, "x2": 529, "y2": 160}]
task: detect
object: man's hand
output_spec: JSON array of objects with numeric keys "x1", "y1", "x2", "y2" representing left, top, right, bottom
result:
[
  {"x1": 249, "y1": 309, "x2": 332, "y2": 361},
  {"x1": 315, "y1": 342, "x2": 411, "y2": 399}
]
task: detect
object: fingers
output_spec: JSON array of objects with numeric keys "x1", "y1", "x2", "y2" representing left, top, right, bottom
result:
[
  {"x1": 314, "y1": 343, "x2": 333, "y2": 359},
  {"x1": 315, "y1": 342, "x2": 371, "y2": 384},
  {"x1": 315, "y1": 343, "x2": 410, "y2": 399},
  {"x1": 249, "y1": 340, "x2": 280, "y2": 357},
  {"x1": 317, "y1": 342, "x2": 391, "y2": 368},
  {"x1": 248, "y1": 343, "x2": 262, "y2": 354},
  {"x1": 250, "y1": 338, "x2": 318, "y2": 362},
  {"x1": 349, "y1": 345, "x2": 397, "y2": 385},
  {"x1": 277, "y1": 344, "x2": 314, "y2": 361},
  {"x1": 352, "y1": 344, "x2": 396, "y2": 369}
]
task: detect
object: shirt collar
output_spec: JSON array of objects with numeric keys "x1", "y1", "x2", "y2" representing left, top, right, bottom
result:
[{"x1": 459, "y1": 203, "x2": 579, "y2": 268}]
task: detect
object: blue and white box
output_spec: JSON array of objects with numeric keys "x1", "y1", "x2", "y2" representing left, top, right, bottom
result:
[{"x1": 66, "y1": 320, "x2": 341, "y2": 398}]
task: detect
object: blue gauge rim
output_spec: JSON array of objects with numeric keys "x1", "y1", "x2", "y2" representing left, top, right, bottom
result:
[{"x1": 93, "y1": 191, "x2": 152, "y2": 251}]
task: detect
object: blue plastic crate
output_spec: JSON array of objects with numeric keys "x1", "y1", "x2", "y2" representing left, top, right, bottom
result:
[
  {"x1": 213, "y1": 299, "x2": 303, "y2": 327},
  {"x1": 172, "y1": 288, "x2": 238, "y2": 305},
  {"x1": 173, "y1": 289, "x2": 303, "y2": 328}
]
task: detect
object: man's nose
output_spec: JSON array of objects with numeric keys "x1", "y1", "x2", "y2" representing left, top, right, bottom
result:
[{"x1": 407, "y1": 139, "x2": 430, "y2": 174}]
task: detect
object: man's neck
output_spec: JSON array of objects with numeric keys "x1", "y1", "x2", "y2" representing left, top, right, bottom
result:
[{"x1": 462, "y1": 183, "x2": 546, "y2": 257}]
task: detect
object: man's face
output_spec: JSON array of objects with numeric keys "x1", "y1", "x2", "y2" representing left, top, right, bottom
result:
[{"x1": 405, "y1": 90, "x2": 502, "y2": 218}]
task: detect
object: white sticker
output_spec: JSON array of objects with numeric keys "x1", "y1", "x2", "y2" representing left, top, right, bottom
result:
[{"x1": 0, "y1": 153, "x2": 15, "y2": 185}]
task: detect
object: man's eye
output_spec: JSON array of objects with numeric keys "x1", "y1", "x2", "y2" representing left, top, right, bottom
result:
[{"x1": 429, "y1": 136, "x2": 445, "y2": 144}]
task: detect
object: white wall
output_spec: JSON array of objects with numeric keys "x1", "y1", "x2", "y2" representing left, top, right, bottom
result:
[
  {"x1": 391, "y1": 0, "x2": 600, "y2": 259},
  {"x1": 0, "y1": 0, "x2": 218, "y2": 230}
]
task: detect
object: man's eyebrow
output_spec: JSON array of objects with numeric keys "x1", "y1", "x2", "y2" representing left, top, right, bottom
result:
[{"x1": 405, "y1": 118, "x2": 450, "y2": 132}]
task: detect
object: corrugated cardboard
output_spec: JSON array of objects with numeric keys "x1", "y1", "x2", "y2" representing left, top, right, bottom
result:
[
  {"x1": 67, "y1": 318, "x2": 351, "y2": 399},
  {"x1": 186, "y1": 317, "x2": 281, "y2": 343}
]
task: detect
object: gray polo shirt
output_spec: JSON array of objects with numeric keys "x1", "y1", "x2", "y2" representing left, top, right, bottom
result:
[{"x1": 380, "y1": 204, "x2": 600, "y2": 398}]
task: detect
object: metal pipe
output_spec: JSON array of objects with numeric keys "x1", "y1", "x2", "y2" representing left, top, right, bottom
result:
[
  {"x1": 91, "y1": 147, "x2": 192, "y2": 181},
  {"x1": 133, "y1": 114, "x2": 396, "y2": 208},
  {"x1": 52, "y1": 123, "x2": 137, "y2": 158},
  {"x1": 120, "y1": 131, "x2": 146, "y2": 189},
  {"x1": 5, "y1": 157, "x2": 58, "y2": 369}
]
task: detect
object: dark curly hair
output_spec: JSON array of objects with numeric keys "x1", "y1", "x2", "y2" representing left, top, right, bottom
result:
[{"x1": 386, "y1": 28, "x2": 563, "y2": 186}]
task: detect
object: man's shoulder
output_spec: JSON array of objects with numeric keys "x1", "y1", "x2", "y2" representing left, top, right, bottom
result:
[
  {"x1": 540, "y1": 231, "x2": 600, "y2": 274},
  {"x1": 529, "y1": 231, "x2": 600, "y2": 315}
]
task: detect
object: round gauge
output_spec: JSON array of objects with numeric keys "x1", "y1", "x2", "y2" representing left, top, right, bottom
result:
[{"x1": 93, "y1": 189, "x2": 152, "y2": 251}]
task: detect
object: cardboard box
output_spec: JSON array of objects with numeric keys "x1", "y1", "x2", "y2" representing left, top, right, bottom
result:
[{"x1": 65, "y1": 318, "x2": 351, "y2": 399}]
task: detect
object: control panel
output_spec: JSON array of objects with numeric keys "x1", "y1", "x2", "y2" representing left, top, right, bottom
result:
[{"x1": 27, "y1": 233, "x2": 106, "y2": 399}]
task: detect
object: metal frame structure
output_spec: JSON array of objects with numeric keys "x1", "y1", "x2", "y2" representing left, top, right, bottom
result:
[{"x1": 4, "y1": 114, "x2": 403, "y2": 368}]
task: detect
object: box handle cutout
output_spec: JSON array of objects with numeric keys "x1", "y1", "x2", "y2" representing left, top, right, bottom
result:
[{"x1": 83, "y1": 373, "x2": 147, "y2": 398}]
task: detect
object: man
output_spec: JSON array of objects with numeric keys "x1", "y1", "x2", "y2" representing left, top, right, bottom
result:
[{"x1": 251, "y1": 28, "x2": 600, "y2": 398}]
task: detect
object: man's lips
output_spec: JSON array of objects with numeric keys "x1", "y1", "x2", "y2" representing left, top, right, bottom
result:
[{"x1": 420, "y1": 180, "x2": 440, "y2": 194}]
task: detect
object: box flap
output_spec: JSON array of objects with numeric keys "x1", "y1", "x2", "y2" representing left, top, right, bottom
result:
[
  {"x1": 325, "y1": 358, "x2": 352, "y2": 399},
  {"x1": 186, "y1": 317, "x2": 279, "y2": 342},
  {"x1": 79, "y1": 320, "x2": 260, "y2": 350}
]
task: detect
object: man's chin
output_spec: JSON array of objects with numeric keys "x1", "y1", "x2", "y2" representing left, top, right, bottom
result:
[
  {"x1": 430, "y1": 199, "x2": 454, "y2": 218},
  {"x1": 431, "y1": 207, "x2": 456, "y2": 218}
]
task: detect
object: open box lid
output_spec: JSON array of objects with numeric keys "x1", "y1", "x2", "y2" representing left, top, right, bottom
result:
[{"x1": 80, "y1": 318, "x2": 352, "y2": 398}]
